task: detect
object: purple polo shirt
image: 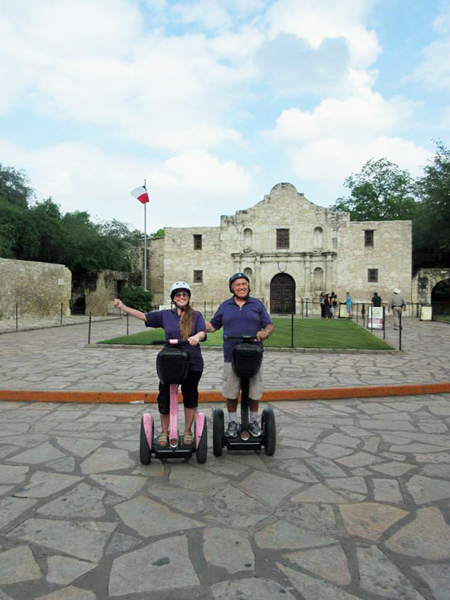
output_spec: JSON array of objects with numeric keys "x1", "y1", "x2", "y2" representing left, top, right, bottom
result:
[
  {"x1": 144, "y1": 309, "x2": 206, "y2": 371},
  {"x1": 210, "y1": 296, "x2": 272, "y2": 362}
]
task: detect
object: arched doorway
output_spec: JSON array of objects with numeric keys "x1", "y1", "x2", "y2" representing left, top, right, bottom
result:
[
  {"x1": 432, "y1": 278, "x2": 450, "y2": 319},
  {"x1": 270, "y1": 273, "x2": 296, "y2": 314}
]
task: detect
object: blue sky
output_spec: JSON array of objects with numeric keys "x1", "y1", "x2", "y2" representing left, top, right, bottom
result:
[{"x1": 1, "y1": 0, "x2": 449, "y2": 232}]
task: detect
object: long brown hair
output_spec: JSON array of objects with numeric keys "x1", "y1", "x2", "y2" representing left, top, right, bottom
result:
[{"x1": 179, "y1": 305, "x2": 195, "y2": 340}]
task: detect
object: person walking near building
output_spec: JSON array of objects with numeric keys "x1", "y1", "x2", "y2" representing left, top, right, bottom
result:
[
  {"x1": 206, "y1": 273, "x2": 274, "y2": 438},
  {"x1": 114, "y1": 282, "x2": 206, "y2": 447},
  {"x1": 388, "y1": 288, "x2": 406, "y2": 330}
]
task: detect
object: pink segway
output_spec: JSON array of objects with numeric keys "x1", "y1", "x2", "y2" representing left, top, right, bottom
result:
[{"x1": 140, "y1": 339, "x2": 207, "y2": 464}]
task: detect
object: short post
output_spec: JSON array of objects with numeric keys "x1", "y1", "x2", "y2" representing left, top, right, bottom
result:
[
  {"x1": 382, "y1": 306, "x2": 386, "y2": 340},
  {"x1": 306, "y1": 300, "x2": 309, "y2": 318},
  {"x1": 60, "y1": 303, "x2": 63, "y2": 325},
  {"x1": 127, "y1": 313, "x2": 129, "y2": 336},
  {"x1": 88, "y1": 312, "x2": 92, "y2": 345},
  {"x1": 301, "y1": 299, "x2": 304, "y2": 319},
  {"x1": 291, "y1": 313, "x2": 294, "y2": 348},
  {"x1": 16, "y1": 303, "x2": 19, "y2": 331},
  {"x1": 399, "y1": 310, "x2": 402, "y2": 351},
  {"x1": 362, "y1": 303, "x2": 365, "y2": 328}
]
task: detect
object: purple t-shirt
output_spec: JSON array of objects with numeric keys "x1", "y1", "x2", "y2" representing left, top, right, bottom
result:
[
  {"x1": 144, "y1": 309, "x2": 206, "y2": 371},
  {"x1": 210, "y1": 296, "x2": 272, "y2": 362}
]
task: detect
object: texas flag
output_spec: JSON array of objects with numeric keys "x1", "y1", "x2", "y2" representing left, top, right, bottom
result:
[{"x1": 130, "y1": 185, "x2": 149, "y2": 204}]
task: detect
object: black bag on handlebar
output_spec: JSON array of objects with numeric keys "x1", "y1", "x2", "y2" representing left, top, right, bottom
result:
[
  {"x1": 156, "y1": 346, "x2": 189, "y2": 384},
  {"x1": 232, "y1": 343, "x2": 263, "y2": 379}
]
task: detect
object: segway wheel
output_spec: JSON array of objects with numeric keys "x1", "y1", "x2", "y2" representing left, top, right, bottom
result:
[
  {"x1": 196, "y1": 422, "x2": 207, "y2": 464},
  {"x1": 212, "y1": 408, "x2": 224, "y2": 457},
  {"x1": 262, "y1": 408, "x2": 276, "y2": 456},
  {"x1": 140, "y1": 415, "x2": 152, "y2": 465}
]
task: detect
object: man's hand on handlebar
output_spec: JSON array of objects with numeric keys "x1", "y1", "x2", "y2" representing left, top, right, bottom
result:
[{"x1": 256, "y1": 330, "x2": 270, "y2": 341}]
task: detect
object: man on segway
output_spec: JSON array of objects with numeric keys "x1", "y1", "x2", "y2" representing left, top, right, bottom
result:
[{"x1": 206, "y1": 273, "x2": 274, "y2": 438}]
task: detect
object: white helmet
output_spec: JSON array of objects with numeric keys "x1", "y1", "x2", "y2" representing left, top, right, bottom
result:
[{"x1": 170, "y1": 281, "x2": 191, "y2": 301}]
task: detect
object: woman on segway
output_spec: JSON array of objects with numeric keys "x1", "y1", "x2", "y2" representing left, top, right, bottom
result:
[{"x1": 113, "y1": 281, "x2": 206, "y2": 447}]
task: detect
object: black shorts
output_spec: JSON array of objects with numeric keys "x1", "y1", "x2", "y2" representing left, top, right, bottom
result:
[{"x1": 157, "y1": 370, "x2": 202, "y2": 415}]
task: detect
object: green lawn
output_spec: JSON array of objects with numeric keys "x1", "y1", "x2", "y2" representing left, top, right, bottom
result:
[{"x1": 98, "y1": 318, "x2": 392, "y2": 350}]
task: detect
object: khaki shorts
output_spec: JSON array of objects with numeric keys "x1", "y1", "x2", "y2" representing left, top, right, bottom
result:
[{"x1": 222, "y1": 362, "x2": 263, "y2": 400}]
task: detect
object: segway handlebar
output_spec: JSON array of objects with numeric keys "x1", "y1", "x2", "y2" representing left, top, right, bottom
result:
[
  {"x1": 151, "y1": 339, "x2": 190, "y2": 345},
  {"x1": 224, "y1": 335, "x2": 257, "y2": 342}
]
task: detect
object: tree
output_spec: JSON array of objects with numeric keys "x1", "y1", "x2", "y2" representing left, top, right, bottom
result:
[
  {"x1": 333, "y1": 158, "x2": 417, "y2": 221},
  {"x1": 413, "y1": 142, "x2": 450, "y2": 268},
  {"x1": 0, "y1": 165, "x2": 35, "y2": 257},
  {"x1": 0, "y1": 164, "x2": 34, "y2": 209},
  {"x1": 119, "y1": 285, "x2": 153, "y2": 311}
]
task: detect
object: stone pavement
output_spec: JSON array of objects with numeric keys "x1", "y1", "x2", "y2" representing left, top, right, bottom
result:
[
  {"x1": 1, "y1": 395, "x2": 450, "y2": 599},
  {"x1": 0, "y1": 317, "x2": 449, "y2": 395},
  {"x1": 1, "y1": 317, "x2": 450, "y2": 599}
]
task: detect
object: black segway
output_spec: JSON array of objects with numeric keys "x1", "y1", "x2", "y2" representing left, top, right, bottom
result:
[
  {"x1": 212, "y1": 335, "x2": 276, "y2": 456},
  {"x1": 140, "y1": 340, "x2": 207, "y2": 465}
]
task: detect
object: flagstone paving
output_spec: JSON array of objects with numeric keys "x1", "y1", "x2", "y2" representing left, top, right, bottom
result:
[{"x1": 1, "y1": 395, "x2": 450, "y2": 599}]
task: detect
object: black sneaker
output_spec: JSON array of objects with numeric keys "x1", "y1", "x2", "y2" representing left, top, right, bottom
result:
[
  {"x1": 226, "y1": 421, "x2": 238, "y2": 438},
  {"x1": 248, "y1": 420, "x2": 262, "y2": 437}
]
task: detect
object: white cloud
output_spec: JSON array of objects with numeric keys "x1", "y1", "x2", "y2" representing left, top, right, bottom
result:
[
  {"x1": 265, "y1": 0, "x2": 380, "y2": 69},
  {"x1": 268, "y1": 88, "x2": 430, "y2": 198}
]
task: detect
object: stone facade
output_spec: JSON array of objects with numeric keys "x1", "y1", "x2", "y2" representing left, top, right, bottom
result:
[
  {"x1": 73, "y1": 271, "x2": 138, "y2": 316},
  {"x1": 148, "y1": 183, "x2": 413, "y2": 313},
  {"x1": 0, "y1": 258, "x2": 71, "y2": 320},
  {"x1": 412, "y1": 268, "x2": 450, "y2": 304}
]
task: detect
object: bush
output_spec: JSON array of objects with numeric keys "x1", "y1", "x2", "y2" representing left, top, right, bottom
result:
[{"x1": 120, "y1": 286, "x2": 153, "y2": 312}]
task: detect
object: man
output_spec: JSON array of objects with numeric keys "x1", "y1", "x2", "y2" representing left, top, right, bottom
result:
[
  {"x1": 372, "y1": 292, "x2": 382, "y2": 307},
  {"x1": 206, "y1": 273, "x2": 274, "y2": 438},
  {"x1": 388, "y1": 288, "x2": 406, "y2": 330}
]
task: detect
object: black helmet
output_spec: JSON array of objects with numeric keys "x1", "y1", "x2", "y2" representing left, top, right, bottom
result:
[{"x1": 229, "y1": 272, "x2": 250, "y2": 293}]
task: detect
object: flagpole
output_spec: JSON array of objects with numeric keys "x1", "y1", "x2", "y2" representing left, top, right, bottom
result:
[{"x1": 143, "y1": 179, "x2": 147, "y2": 291}]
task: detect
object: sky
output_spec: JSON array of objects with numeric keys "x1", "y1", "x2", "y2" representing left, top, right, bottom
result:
[{"x1": 1, "y1": 0, "x2": 449, "y2": 233}]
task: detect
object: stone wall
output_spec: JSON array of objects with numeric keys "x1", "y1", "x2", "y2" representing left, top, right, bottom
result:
[
  {"x1": 82, "y1": 271, "x2": 136, "y2": 316},
  {"x1": 412, "y1": 268, "x2": 450, "y2": 304},
  {"x1": 0, "y1": 258, "x2": 72, "y2": 320},
  {"x1": 151, "y1": 183, "x2": 414, "y2": 313}
]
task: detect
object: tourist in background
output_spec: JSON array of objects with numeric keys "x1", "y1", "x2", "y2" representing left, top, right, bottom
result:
[{"x1": 388, "y1": 288, "x2": 406, "y2": 330}]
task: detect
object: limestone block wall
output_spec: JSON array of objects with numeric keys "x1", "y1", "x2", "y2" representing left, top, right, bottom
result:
[
  {"x1": 336, "y1": 220, "x2": 412, "y2": 303},
  {"x1": 163, "y1": 227, "x2": 232, "y2": 308},
  {"x1": 84, "y1": 271, "x2": 133, "y2": 316},
  {"x1": 412, "y1": 268, "x2": 450, "y2": 304},
  {"x1": 0, "y1": 258, "x2": 71, "y2": 320},
  {"x1": 148, "y1": 237, "x2": 165, "y2": 306}
]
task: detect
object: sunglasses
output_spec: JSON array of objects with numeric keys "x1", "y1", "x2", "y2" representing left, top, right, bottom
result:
[{"x1": 174, "y1": 292, "x2": 189, "y2": 298}]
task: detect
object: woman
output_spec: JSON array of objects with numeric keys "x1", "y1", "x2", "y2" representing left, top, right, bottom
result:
[{"x1": 114, "y1": 281, "x2": 206, "y2": 447}]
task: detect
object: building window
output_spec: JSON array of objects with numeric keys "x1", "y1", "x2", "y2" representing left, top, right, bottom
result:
[
  {"x1": 368, "y1": 269, "x2": 378, "y2": 283},
  {"x1": 193, "y1": 270, "x2": 203, "y2": 283},
  {"x1": 277, "y1": 229, "x2": 289, "y2": 249},
  {"x1": 193, "y1": 234, "x2": 202, "y2": 250},
  {"x1": 365, "y1": 230, "x2": 374, "y2": 247}
]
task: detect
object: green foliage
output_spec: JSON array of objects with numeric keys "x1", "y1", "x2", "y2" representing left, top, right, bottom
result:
[
  {"x1": 99, "y1": 318, "x2": 392, "y2": 350},
  {"x1": 0, "y1": 164, "x2": 142, "y2": 275},
  {"x1": 119, "y1": 286, "x2": 154, "y2": 312},
  {"x1": 413, "y1": 142, "x2": 450, "y2": 269},
  {"x1": 152, "y1": 228, "x2": 165, "y2": 237},
  {"x1": 333, "y1": 158, "x2": 417, "y2": 221}
]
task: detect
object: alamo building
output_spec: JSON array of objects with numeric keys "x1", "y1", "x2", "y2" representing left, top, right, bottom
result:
[{"x1": 147, "y1": 182, "x2": 413, "y2": 313}]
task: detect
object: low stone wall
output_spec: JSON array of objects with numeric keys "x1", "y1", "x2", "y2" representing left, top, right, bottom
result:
[{"x1": 0, "y1": 258, "x2": 72, "y2": 320}]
